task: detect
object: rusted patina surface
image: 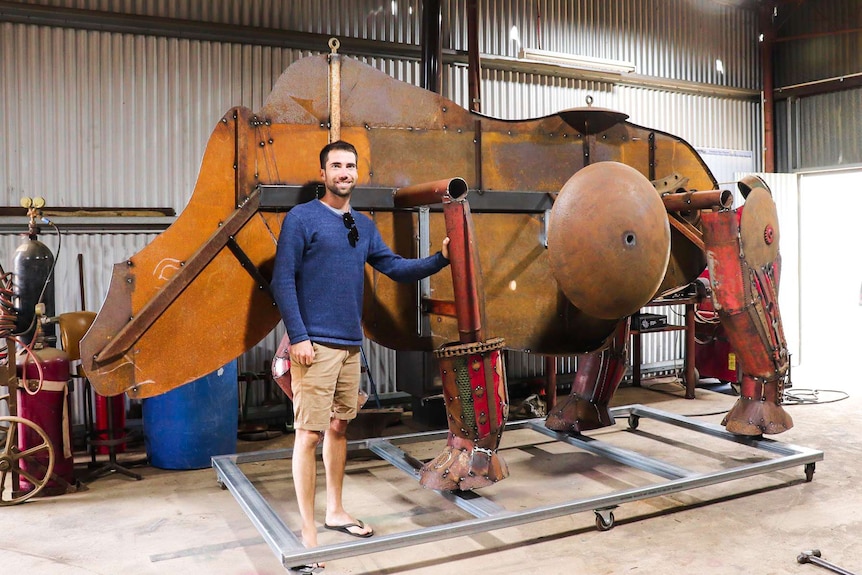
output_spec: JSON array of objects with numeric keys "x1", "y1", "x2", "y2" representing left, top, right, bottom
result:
[
  {"x1": 547, "y1": 162, "x2": 671, "y2": 320},
  {"x1": 82, "y1": 54, "x2": 717, "y2": 399},
  {"x1": 701, "y1": 184, "x2": 791, "y2": 436}
]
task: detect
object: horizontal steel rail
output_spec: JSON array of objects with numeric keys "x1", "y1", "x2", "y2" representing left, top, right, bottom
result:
[{"x1": 212, "y1": 404, "x2": 823, "y2": 572}]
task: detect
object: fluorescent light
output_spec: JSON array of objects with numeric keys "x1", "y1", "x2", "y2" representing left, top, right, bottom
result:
[
  {"x1": 509, "y1": 25, "x2": 520, "y2": 43},
  {"x1": 518, "y1": 48, "x2": 635, "y2": 75}
]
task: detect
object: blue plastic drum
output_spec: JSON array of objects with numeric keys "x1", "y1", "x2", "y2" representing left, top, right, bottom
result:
[{"x1": 142, "y1": 361, "x2": 238, "y2": 470}]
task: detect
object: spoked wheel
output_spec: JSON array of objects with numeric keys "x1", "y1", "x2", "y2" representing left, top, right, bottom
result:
[{"x1": 0, "y1": 416, "x2": 55, "y2": 506}]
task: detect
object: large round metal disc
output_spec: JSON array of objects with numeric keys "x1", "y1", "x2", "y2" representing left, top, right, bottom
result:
[
  {"x1": 740, "y1": 187, "x2": 780, "y2": 268},
  {"x1": 547, "y1": 161, "x2": 671, "y2": 320}
]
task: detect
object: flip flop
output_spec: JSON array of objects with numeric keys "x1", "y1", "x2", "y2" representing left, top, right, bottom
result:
[
  {"x1": 323, "y1": 519, "x2": 374, "y2": 538},
  {"x1": 291, "y1": 562, "x2": 324, "y2": 574}
]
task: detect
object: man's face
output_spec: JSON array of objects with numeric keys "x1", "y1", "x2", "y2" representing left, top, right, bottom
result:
[{"x1": 321, "y1": 149, "x2": 358, "y2": 198}]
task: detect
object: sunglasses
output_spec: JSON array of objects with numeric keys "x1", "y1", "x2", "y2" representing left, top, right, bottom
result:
[{"x1": 343, "y1": 212, "x2": 359, "y2": 247}]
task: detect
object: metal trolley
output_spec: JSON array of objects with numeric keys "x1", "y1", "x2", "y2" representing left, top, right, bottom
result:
[{"x1": 0, "y1": 334, "x2": 57, "y2": 506}]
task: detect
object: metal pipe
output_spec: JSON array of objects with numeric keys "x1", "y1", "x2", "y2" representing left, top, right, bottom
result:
[
  {"x1": 797, "y1": 549, "x2": 857, "y2": 575},
  {"x1": 544, "y1": 356, "x2": 557, "y2": 411},
  {"x1": 328, "y1": 38, "x2": 341, "y2": 143},
  {"x1": 420, "y1": 0, "x2": 442, "y2": 93},
  {"x1": 442, "y1": 201, "x2": 485, "y2": 343},
  {"x1": 466, "y1": 0, "x2": 481, "y2": 112},
  {"x1": 760, "y1": 1, "x2": 777, "y2": 172},
  {"x1": 661, "y1": 189, "x2": 732, "y2": 212},
  {"x1": 775, "y1": 72, "x2": 862, "y2": 101},
  {"x1": 392, "y1": 178, "x2": 468, "y2": 208}
]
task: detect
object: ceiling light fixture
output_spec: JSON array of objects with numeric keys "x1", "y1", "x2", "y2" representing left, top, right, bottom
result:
[{"x1": 518, "y1": 48, "x2": 636, "y2": 75}]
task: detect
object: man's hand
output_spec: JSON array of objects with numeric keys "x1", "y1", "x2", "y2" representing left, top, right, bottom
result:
[
  {"x1": 291, "y1": 340, "x2": 315, "y2": 366},
  {"x1": 442, "y1": 236, "x2": 451, "y2": 260}
]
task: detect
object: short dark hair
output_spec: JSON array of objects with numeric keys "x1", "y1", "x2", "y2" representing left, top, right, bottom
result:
[{"x1": 319, "y1": 140, "x2": 358, "y2": 169}]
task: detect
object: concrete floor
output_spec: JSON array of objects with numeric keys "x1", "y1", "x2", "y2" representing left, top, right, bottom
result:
[{"x1": 3, "y1": 374, "x2": 859, "y2": 575}]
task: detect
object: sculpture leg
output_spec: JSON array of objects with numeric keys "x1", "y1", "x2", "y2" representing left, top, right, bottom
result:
[
  {"x1": 419, "y1": 338, "x2": 509, "y2": 491},
  {"x1": 702, "y1": 185, "x2": 792, "y2": 435},
  {"x1": 545, "y1": 319, "x2": 629, "y2": 433},
  {"x1": 723, "y1": 374, "x2": 790, "y2": 435}
]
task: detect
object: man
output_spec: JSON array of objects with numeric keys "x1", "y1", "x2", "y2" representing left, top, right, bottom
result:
[{"x1": 270, "y1": 140, "x2": 450, "y2": 556}]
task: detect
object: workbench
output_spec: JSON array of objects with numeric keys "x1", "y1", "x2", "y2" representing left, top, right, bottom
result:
[{"x1": 630, "y1": 294, "x2": 699, "y2": 399}]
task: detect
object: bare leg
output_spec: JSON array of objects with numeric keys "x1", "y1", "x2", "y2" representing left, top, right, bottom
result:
[
  {"x1": 292, "y1": 428, "x2": 322, "y2": 548},
  {"x1": 323, "y1": 418, "x2": 373, "y2": 535}
]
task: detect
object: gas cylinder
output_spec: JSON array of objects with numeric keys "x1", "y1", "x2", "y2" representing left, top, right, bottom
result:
[
  {"x1": 13, "y1": 235, "x2": 55, "y2": 346},
  {"x1": 94, "y1": 394, "x2": 126, "y2": 455},
  {"x1": 16, "y1": 346, "x2": 74, "y2": 496}
]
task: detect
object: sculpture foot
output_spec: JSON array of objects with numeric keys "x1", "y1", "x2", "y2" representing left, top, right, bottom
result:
[
  {"x1": 419, "y1": 443, "x2": 509, "y2": 492},
  {"x1": 544, "y1": 393, "x2": 614, "y2": 433},
  {"x1": 722, "y1": 396, "x2": 793, "y2": 435}
]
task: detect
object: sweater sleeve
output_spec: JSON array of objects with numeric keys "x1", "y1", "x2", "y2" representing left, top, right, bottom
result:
[
  {"x1": 365, "y1": 224, "x2": 450, "y2": 282},
  {"x1": 270, "y1": 212, "x2": 311, "y2": 345}
]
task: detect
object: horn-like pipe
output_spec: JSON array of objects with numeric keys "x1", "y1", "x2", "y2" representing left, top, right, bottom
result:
[
  {"x1": 662, "y1": 189, "x2": 732, "y2": 212},
  {"x1": 393, "y1": 177, "x2": 469, "y2": 208}
]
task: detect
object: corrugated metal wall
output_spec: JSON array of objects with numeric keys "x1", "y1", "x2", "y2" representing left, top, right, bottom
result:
[
  {"x1": 776, "y1": 89, "x2": 862, "y2": 172},
  {"x1": 771, "y1": 0, "x2": 861, "y2": 88},
  {"x1": 0, "y1": 22, "x2": 298, "y2": 210},
  {"x1": 449, "y1": 0, "x2": 759, "y2": 88},
  {"x1": 772, "y1": 0, "x2": 862, "y2": 171},
  {"x1": 1, "y1": 0, "x2": 763, "y2": 404}
]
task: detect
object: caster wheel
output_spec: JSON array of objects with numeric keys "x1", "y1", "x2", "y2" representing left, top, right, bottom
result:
[
  {"x1": 0, "y1": 416, "x2": 56, "y2": 506},
  {"x1": 595, "y1": 510, "x2": 615, "y2": 531},
  {"x1": 627, "y1": 414, "x2": 640, "y2": 430}
]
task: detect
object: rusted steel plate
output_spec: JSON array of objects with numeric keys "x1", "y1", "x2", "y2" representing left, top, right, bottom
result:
[
  {"x1": 81, "y1": 110, "x2": 286, "y2": 398},
  {"x1": 740, "y1": 187, "x2": 780, "y2": 268},
  {"x1": 547, "y1": 162, "x2": 671, "y2": 320},
  {"x1": 83, "y1": 54, "x2": 718, "y2": 398}
]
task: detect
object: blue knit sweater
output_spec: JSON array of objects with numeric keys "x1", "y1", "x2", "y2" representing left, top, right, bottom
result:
[{"x1": 271, "y1": 199, "x2": 449, "y2": 347}]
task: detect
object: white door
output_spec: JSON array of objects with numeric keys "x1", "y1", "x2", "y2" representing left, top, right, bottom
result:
[{"x1": 794, "y1": 169, "x2": 862, "y2": 391}]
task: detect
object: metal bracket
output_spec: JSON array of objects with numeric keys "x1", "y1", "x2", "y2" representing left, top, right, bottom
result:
[
  {"x1": 226, "y1": 236, "x2": 274, "y2": 300},
  {"x1": 417, "y1": 206, "x2": 431, "y2": 337},
  {"x1": 541, "y1": 209, "x2": 552, "y2": 248}
]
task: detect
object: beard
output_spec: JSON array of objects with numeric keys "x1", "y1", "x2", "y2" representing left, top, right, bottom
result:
[{"x1": 327, "y1": 181, "x2": 354, "y2": 197}]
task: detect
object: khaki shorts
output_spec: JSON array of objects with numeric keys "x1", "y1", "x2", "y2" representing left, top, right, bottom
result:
[{"x1": 289, "y1": 342, "x2": 361, "y2": 432}]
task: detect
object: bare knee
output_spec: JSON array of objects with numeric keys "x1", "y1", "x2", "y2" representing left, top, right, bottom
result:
[
  {"x1": 296, "y1": 428, "x2": 323, "y2": 449},
  {"x1": 329, "y1": 418, "x2": 349, "y2": 437}
]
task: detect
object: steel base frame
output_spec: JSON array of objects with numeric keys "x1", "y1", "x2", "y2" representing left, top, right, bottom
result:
[{"x1": 212, "y1": 404, "x2": 823, "y2": 572}]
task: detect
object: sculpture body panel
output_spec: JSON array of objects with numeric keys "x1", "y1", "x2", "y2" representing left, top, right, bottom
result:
[{"x1": 82, "y1": 54, "x2": 722, "y2": 403}]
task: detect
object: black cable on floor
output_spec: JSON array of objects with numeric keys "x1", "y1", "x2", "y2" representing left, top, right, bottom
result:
[
  {"x1": 635, "y1": 380, "x2": 852, "y2": 417},
  {"x1": 782, "y1": 388, "x2": 850, "y2": 405}
]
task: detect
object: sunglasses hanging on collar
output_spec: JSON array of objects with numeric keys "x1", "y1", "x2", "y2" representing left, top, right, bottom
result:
[{"x1": 343, "y1": 212, "x2": 359, "y2": 247}]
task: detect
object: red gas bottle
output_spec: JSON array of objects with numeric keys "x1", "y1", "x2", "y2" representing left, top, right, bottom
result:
[{"x1": 16, "y1": 346, "x2": 75, "y2": 496}]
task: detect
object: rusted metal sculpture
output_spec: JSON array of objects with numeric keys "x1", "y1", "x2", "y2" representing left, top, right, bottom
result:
[
  {"x1": 545, "y1": 319, "x2": 630, "y2": 433},
  {"x1": 394, "y1": 178, "x2": 510, "y2": 489},
  {"x1": 701, "y1": 179, "x2": 792, "y2": 435},
  {"x1": 80, "y1": 41, "x2": 791, "y2": 480}
]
